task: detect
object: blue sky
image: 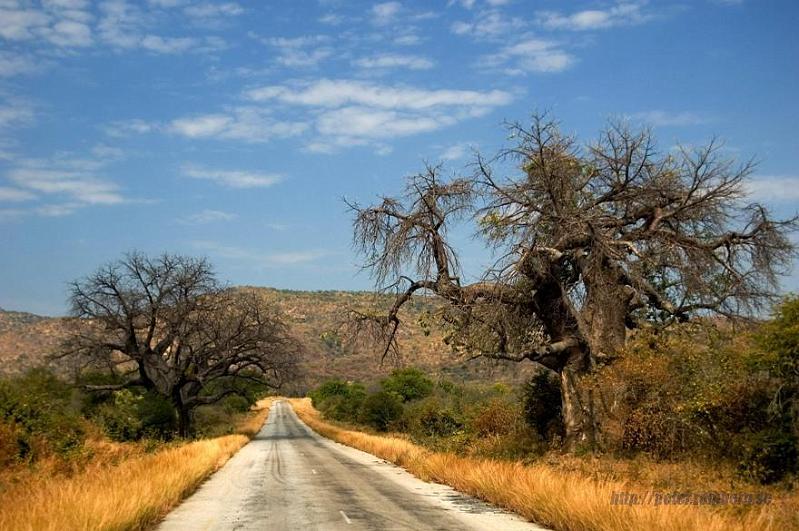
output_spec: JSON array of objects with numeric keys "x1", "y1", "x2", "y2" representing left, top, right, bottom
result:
[{"x1": 0, "y1": 0, "x2": 797, "y2": 315}]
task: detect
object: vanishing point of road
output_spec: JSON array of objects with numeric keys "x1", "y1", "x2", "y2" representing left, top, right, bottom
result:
[{"x1": 159, "y1": 400, "x2": 547, "y2": 530}]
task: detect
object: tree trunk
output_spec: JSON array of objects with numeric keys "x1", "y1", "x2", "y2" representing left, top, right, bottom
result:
[
  {"x1": 177, "y1": 403, "x2": 191, "y2": 438},
  {"x1": 559, "y1": 348, "x2": 598, "y2": 451}
]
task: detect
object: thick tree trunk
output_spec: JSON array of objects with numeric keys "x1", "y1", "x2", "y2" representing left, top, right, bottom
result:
[{"x1": 559, "y1": 347, "x2": 598, "y2": 451}]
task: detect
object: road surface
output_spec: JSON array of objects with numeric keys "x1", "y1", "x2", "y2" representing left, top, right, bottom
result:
[{"x1": 159, "y1": 400, "x2": 546, "y2": 531}]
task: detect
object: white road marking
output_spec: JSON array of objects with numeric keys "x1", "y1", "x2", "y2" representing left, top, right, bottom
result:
[
  {"x1": 311, "y1": 469, "x2": 317, "y2": 474},
  {"x1": 339, "y1": 510, "x2": 352, "y2": 524}
]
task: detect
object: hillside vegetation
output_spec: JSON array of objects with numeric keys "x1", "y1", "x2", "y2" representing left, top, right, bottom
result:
[{"x1": 0, "y1": 287, "x2": 536, "y2": 387}]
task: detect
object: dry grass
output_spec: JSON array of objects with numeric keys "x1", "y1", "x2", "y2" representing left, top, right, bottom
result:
[
  {"x1": 0, "y1": 398, "x2": 273, "y2": 531},
  {"x1": 290, "y1": 398, "x2": 797, "y2": 531}
]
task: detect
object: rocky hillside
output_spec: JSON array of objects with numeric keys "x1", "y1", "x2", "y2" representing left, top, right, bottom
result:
[{"x1": 0, "y1": 289, "x2": 536, "y2": 388}]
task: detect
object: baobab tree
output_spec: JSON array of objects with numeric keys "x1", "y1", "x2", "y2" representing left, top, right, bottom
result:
[
  {"x1": 348, "y1": 115, "x2": 796, "y2": 450},
  {"x1": 66, "y1": 252, "x2": 300, "y2": 436}
]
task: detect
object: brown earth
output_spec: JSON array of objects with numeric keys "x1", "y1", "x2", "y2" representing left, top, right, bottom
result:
[{"x1": 0, "y1": 288, "x2": 536, "y2": 389}]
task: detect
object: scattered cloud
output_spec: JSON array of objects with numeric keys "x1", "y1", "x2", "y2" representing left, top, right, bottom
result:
[
  {"x1": 104, "y1": 118, "x2": 157, "y2": 137},
  {"x1": 354, "y1": 53, "x2": 434, "y2": 70},
  {"x1": 179, "y1": 209, "x2": 237, "y2": 224},
  {"x1": 0, "y1": 51, "x2": 41, "y2": 77},
  {"x1": 479, "y1": 38, "x2": 575, "y2": 74},
  {"x1": 0, "y1": 99, "x2": 36, "y2": 129},
  {"x1": 0, "y1": 187, "x2": 36, "y2": 202},
  {"x1": 371, "y1": 1, "x2": 402, "y2": 25},
  {"x1": 627, "y1": 110, "x2": 709, "y2": 127},
  {"x1": 537, "y1": 2, "x2": 652, "y2": 31},
  {"x1": 182, "y1": 165, "x2": 283, "y2": 188},
  {"x1": 451, "y1": 9, "x2": 525, "y2": 39},
  {"x1": 183, "y1": 2, "x2": 243, "y2": 19},
  {"x1": 245, "y1": 79, "x2": 513, "y2": 151},
  {"x1": 169, "y1": 107, "x2": 307, "y2": 142},
  {"x1": 744, "y1": 176, "x2": 799, "y2": 203},
  {"x1": 439, "y1": 142, "x2": 475, "y2": 161},
  {"x1": 191, "y1": 240, "x2": 330, "y2": 266},
  {"x1": 255, "y1": 34, "x2": 333, "y2": 68}
]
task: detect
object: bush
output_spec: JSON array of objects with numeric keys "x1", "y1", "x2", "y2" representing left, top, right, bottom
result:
[
  {"x1": 359, "y1": 391, "x2": 404, "y2": 431},
  {"x1": 404, "y1": 397, "x2": 464, "y2": 438},
  {"x1": 0, "y1": 368, "x2": 85, "y2": 463},
  {"x1": 309, "y1": 380, "x2": 366, "y2": 422},
  {"x1": 522, "y1": 371, "x2": 562, "y2": 440},
  {"x1": 736, "y1": 427, "x2": 798, "y2": 484},
  {"x1": 381, "y1": 368, "x2": 434, "y2": 402}
]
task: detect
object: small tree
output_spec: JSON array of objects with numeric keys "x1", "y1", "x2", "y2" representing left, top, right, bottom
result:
[
  {"x1": 348, "y1": 114, "x2": 796, "y2": 450},
  {"x1": 66, "y1": 252, "x2": 300, "y2": 436},
  {"x1": 381, "y1": 367, "x2": 434, "y2": 402}
]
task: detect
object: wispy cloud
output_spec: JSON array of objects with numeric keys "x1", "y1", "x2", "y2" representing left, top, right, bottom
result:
[
  {"x1": 168, "y1": 107, "x2": 308, "y2": 142},
  {"x1": 627, "y1": 110, "x2": 709, "y2": 127},
  {"x1": 0, "y1": 187, "x2": 36, "y2": 202},
  {"x1": 439, "y1": 142, "x2": 475, "y2": 161},
  {"x1": 182, "y1": 165, "x2": 283, "y2": 188},
  {"x1": 253, "y1": 34, "x2": 333, "y2": 68},
  {"x1": 179, "y1": 209, "x2": 237, "y2": 224},
  {"x1": 0, "y1": 51, "x2": 41, "y2": 78},
  {"x1": 451, "y1": 9, "x2": 525, "y2": 39},
  {"x1": 354, "y1": 53, "x2": 434, "y2": 70},
  {"x1": 371, "y1": 1, "x2": 402, "y2": 25},
  {"x1": 745, "y1": 176, "x2": 799, "y2": 203},
  {"x1": 479, "y1": 38, "x2": 575, "y2": 74},
  {"x1": 537, "y1": 1, "x2": 652, "y2": 31},
  {"x1": 191, "y1": 240, "x2": 330, "y2": 266},
  {"x1": 245, "y1": 79, "x2": 513, "y2": 151}
]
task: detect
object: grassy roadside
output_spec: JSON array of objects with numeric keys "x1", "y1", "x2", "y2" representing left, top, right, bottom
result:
[
  {"x1": 290, "y1": 397, "x2": 795, "y2": 531},
  {"x1": 0, "y1": 398, "x2": 274, "y2": 531}
]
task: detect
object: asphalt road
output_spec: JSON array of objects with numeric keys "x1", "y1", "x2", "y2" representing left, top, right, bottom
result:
[{"x1": 158, "y1": 400, "x2": 546, "y2": 531}]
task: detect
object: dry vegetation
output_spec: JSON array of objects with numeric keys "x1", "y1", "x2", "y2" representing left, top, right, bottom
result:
[
  {"x1": 290, "y1": 398, "x2": 797, "y2": 531},
  {"x1": 0, "y1": 289, "x2": 536, "y2": 388},
  {"x1": 0, "y1": 398, "x2": 273, "y2": 531}
]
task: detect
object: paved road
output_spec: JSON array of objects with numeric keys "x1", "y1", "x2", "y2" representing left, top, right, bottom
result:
[{"x1": 159, "y1": 400, "x2": 546, "y2": 531}]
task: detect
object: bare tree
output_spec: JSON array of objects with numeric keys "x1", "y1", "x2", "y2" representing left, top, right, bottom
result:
[
  {"x1": 66, "y1": 252, "x2": 300, "y2": 436},
  {"x1": 348, "y1": 115, "x2": 797, "y2": 450}
]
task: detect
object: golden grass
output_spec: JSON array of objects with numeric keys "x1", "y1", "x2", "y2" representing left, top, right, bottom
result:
[
  {"x1": 0, "y1": 398, "x2": 274, "y2": 531},
  {"x1": 289, "y1": 398, "x2": 797, "y2": 531}
]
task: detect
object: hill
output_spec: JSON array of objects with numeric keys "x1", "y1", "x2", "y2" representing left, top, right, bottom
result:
[{"x1": 0, "y1": 288, "x2": 536, "y2": 388}]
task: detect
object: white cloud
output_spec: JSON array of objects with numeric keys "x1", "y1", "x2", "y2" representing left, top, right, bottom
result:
[
  {"x1": 440, "y1": 142, "x2": 475, "y2": 161},
  {"x1": 183, "y1": 2, "x2": 243, "y2": 18},
  {"x1": 0, "y1": 99, "x2": 36, "y2": 129},
  {"x1": 0, "y1": 7, "x2": 50, "y2": 40},
  {"x1": 246, "y1": 79, "x2": 513, "y2": 151},
  {"x1": 140, "y1": 34, "x2": 195, "y2": 53},
  {"x1": 372, "y1": 1, "x2": 401, "y2": 25},
  {"x1": 48, "y1": 19, "x2": 92, "y2": 46},
  {"x1": 246, "y1": 79, "x2": 513, "y2": 110},
  {"x1": 354, "y1": 53, "x2": 434, "y2": 70},
  {"x1": 248, "y1": 79, "x2": 512, "y2": 150},
  {"x1": 191, "y1": 240, "x2": 329, "y2": 266},
  {"x1": 479, "y1": 38, "x2": 575, "y2": 74},
  {"x1": 538, "y1": 2, "x2": 652, "y2": 31},
  {"x1": 393, "y1": 33, "x2": 421, "y2": 45},
  {"x1": 179, "y1": 209, "x2": 237, "y2": 224},
  {"x1": 256, "y1": 34, "x2": 333, "y2": 68},
  {"x1": 5, "y1": 158, "x2": 124, "y2": 206},
  {"x1": 169, "y1": 107, "x2": 307, "y2": 142},
  {"x1": 182, "y1": 165, "x2": 283, "y2": 188},
  {"x1": 627, "y1": 110, "x2": 708, "y2": 127},
  {"x1": 744, "y1": 177, "x2": 799, "y2": 202},
  {"x1": 451, "y1": 9, "x2": 525, "y2": 39},
  {"x1": 318, "y1": 13, "x2": 343, "y2": 25},
  {"x1": 104, "y1": 118, "x2": 156, "y2": 136},
  {"x1": 0, "y1": 187, "x2": 36, "y2": 202},
  {"x1": 0, "y1": 51, "x2": 40, "y2": 77}
]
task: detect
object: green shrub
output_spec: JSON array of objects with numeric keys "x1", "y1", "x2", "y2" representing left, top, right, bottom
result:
[
  {"x1": 736, "y1": 427, "x2": 798, "y2": 484},
  {"x1": 0, "y1": 368, "x2": 85, "y2": 463},
  {"x1": 404, "y1": 397, "x2": 464, "y2": 438},
  {"x1": 359, "y1": 391, "x2": 404, "y2": 431},
  {"x1": 309, "y1": 380, "x2": 367, "y2": 422},
  {"x1": 381, "y1": 368, "x2": 434, "y2": 402}
]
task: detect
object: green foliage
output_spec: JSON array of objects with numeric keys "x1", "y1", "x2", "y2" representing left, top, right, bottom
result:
[
  {"x1": 522, "y1": 371, "x2": 563, "y2": 440},
  {"x1": 358, "y1": 391, "x2": 404, "y2": 431},
  {"x1": 403, "y1": 397, "x2": 464, "y2": 438},
  {"x1": 0, "y1": 368, "x2": 85, "y2": 464},
  {"x1": 94, "y1": 389, "x2": 176, "y2": 441},
  {"x1": 309, "y1": 380, "x2": 367, "y2": 422},
  {"x1": 380, "y1": 367, "x2": 434, "y2": 402}
]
